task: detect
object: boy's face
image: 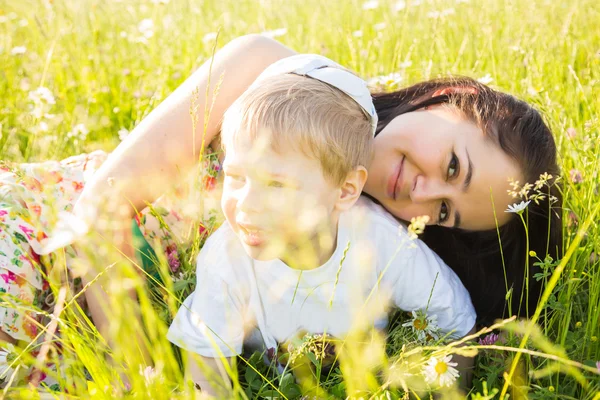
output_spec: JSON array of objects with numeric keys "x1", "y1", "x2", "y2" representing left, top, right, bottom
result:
[{"x1": 221, "y1": 134, "x2": 341, "y2": 264}]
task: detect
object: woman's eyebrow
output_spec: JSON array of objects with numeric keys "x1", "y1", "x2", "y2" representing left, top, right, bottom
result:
[
  {"x1": 454, "y1": 149, "x2": 474, "y2": 228},
  {"x1": 453, "y1": 211, "x2": 461, "y2": 229},
  {"x1": 462, "y1": 149, "x2": 474, "y2": 193}
]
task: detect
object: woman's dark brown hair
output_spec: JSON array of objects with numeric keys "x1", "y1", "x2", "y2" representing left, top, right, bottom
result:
[{"x1": 372, "y1": 77, "x2": 563, "y2": 325}]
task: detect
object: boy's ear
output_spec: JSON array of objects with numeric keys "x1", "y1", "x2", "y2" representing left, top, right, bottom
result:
[{"x1": 336, "y1": 166, "x2": 368, "y2": 212}]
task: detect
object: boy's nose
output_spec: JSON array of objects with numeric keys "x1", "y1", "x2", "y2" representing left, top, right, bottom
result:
[{"x1": 237, "y1": 184, "x2": 263, "y2": 214}]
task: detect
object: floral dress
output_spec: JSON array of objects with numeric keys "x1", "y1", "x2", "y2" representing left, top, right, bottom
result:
[{"x1": 0, "y1": 150, "x2": 224, "y2": 344}]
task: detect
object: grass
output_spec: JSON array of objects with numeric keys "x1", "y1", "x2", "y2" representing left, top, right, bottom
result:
[{"x1": 1, "y1": 0, "x2": 600, "y2": 398}]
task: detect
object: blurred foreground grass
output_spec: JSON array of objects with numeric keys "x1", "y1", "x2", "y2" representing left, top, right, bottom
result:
[{"x1": 1, "y1": 0, "x2": 599, "y2": 398}]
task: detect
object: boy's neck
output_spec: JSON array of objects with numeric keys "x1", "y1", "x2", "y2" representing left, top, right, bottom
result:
[{"x1": 281, "y1": 215, "x2": 340, "y2": 270}]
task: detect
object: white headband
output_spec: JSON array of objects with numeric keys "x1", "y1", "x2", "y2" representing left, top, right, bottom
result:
[{"x1": 252, "y1": 54, "x2": 378, "y2": 136}]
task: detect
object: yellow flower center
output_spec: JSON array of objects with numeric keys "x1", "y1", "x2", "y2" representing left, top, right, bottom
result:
[
  {"x1": 413, "y1": 318, "x2": 428, "y2": 331},
  {"x1": 435, "y1": 361, "x2": 448, "y2": 375}
]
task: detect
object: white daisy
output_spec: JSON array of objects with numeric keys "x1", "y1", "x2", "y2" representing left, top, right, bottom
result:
[
  {"x1": 28, "y1": 87, "x2": 56, "y2": 105},
  {"x1": 477, "y1": 73, "x2": 494, "y2": 85},
  {"x1": 362, "y1": 0, "x2": 379, "y2": 10},
  {"x1": 423, "y1": 355, "x2": 459, "y2": 387},
  {"x1": 0, "y1": 344, "x2": 19, "y2": 380},
  {"x1": 505, "y1": 200, "x2": 531, "y2": 214},
  {"x1": 10, "y1": 46, "x2": 27, "y2": 55},
  {"x1": 352, "y1": 30, "x2": 363, "y2": 38},
  {"x1": 394, "y1": 1, "x2": 406, "y2": 11},
  {"x1": 368, "y1": 72, "x2": 403, "y2": 89},
  {"x1": 202, "y1": 32, "x2": 218, "y2": 43},
  {"x1": 402, "y1": 310, "x2": 440, "y2": 341},
  {"x1": 373, "y1": 22, "x2": 387, "y2": 31},
  {"x1": 138, "y1": 18, "x2": 155, "y2": 39},
  {"x1": 118, "y1": 128, "x2": 129, "y2": 141}
]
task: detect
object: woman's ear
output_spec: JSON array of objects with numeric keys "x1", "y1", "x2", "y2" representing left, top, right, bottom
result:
[
  {"x1": 335, "y1": 166, "x2": 368, "y2": 212},
  {"x1": 432, "y1": 86, "x2": 478, "y2": 97}
]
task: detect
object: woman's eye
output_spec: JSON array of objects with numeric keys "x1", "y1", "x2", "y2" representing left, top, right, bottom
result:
[
  {"x1": 447, "y1": 153, "x2": 459, "y2": 179},
  {"x1": 439, "y1": 201, "x2": 449, "y2": 223}
]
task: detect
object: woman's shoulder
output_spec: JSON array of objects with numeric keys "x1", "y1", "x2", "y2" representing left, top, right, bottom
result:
[{"x1": 346, "y1": 196, "x2": 407, "y2": 237}]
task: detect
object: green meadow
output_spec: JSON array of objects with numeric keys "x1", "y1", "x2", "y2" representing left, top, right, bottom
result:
[{"x1": 1, "y1": 0, "x2": 599, "y2": 398}]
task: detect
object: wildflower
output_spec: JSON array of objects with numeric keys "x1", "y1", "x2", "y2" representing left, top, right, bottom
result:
[
  {"x1": 260, "y1": 28, "x2": 287, "y2": 38},
  {"x1": 569, "y1": 169, "x2": 583, "y2": 184},
  {"x1": 362, "y1": 0, "x2": 379, "y2": 10},
  {"x1": 0, "y1": 343, "x2": 20, "y2": 379},
  {"x1": 118, "y1": 128, "x2": 129, "y2": 141},
  {"x1": 0, "y1": 15, "x2": 8, "y2": 23},
  {"x1": 477, "y1": 74, "x2": 494, "y2": 85},
  {"x1": 67, "y1": 124, "x2": 89, "y2": 141},
  {"x1": 478, "y1": 332, "x2": 499, "y2": 346},
  {"x1": 11, "y1": 46, "x2": 27, "y2": 55},
  {"x1": 566, "y1": 127, "x2": 577, "y2": 139},
  {"x1": 423, "y1": 355, "x2": 459, "y2": 387},
  {"x1": 505, "y1": 200, "x2": 530, "y2": 214},
  {"x1": 28, "y1": 87, "x2": 56, "y2": 105},
  {"x1": 402, "y1": 310, "x2": 440, "y2": 341},
  {"x1": 373, "y1": 22, "x2": 387, "y2": 31},
  {"x1": 138, "y1": 18, "x2": 155, "y2": 39},
  {"x1": 352, "y1": 30, "x2": 363, "y2": 38},
  {"x1": 575, "y1": 321, "x2": 582, "y2": 329},
  {"x1": 407, "y1": 215, "x2": 430, "y2": 240},
  {"x1": 549, "y1": 386, "x2": 555, "y2": 392},
  {"x1": 564, "y1": 211, "x2": 578, "y2": 229},
  {"x1": 394, "y1": 1, "x2": 406, "y2": 11},
  {"x1": 591, "y1": 336, "x2": 597, "y2": 342},
  {"x1": 202, "y1": 32, "x2": 218, "y2": 43},
  {"x1": 167, "y1": 246, "x2": 180, "y2": 272},
  {"x1": 368, "y1": 72, "x2": 403, "y2": 90}
]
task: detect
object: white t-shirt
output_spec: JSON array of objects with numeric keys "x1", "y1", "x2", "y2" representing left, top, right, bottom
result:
[{"x1": 167, "y1": 197, "x2": 476, "y2": 358}]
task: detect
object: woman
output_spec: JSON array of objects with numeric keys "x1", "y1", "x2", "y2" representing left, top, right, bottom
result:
[{"x1": 0, "y1": 35, "x2": 561, "y2": 349}]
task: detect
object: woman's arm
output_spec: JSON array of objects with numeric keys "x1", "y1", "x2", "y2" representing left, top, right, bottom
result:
[
  {"x1": 72, "y1": 35, "x2": 295, "y2": 372},
  {"x1": 73, "y1": 34, "x2": 295, "y2": 222}
]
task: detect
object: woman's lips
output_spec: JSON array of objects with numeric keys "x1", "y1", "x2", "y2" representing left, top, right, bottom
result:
[{"x1": 387, "y1": 156, "x2": 405, "y2": 200}]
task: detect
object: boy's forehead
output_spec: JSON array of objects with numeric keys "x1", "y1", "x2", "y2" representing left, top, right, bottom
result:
[{"x1": 224, "y1": 140, "x2": 321, "y2": 178}]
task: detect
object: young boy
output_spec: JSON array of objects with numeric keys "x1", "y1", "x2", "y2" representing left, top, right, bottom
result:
[{"x1": 167, "y1": 54, "x2": 476, "y2": 395}]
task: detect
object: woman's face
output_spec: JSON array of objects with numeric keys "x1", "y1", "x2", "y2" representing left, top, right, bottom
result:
[{"x1": 363, "y1": 104, "x2": 522, "y2": 231}]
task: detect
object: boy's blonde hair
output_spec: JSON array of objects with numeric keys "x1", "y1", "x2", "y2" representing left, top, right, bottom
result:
[{"x1": 221, "y1": 73, "x2": 374, "y2": 186}]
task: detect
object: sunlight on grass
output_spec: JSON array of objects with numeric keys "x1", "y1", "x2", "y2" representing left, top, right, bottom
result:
[{"x1": 1, "y1": 0, "x2": 599, "y2": 398}]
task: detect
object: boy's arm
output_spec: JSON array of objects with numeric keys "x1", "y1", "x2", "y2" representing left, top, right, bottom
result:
[{"x1": 187, "y1": 353, "x2": 234, "y2": 397}]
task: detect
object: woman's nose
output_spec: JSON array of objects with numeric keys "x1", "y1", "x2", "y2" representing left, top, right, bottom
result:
[{"x1": 410, "y1": 175, "x2": 449, "y2": 204}]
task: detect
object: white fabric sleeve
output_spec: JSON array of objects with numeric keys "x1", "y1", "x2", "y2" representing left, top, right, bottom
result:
[
  {"x1": 377, "y1": 225, "x2": 476, "y2": 338},
  {"x1": 167, "y1": 227, "x2": 248, "y2": 357}
]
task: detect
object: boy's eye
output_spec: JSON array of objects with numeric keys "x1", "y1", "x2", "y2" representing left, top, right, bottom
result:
[
  {"x1": 268, "y1": 180, "x2": 285, "y2": 188},
  {"x1": 226, "y1": 174, "x2": 245, "y2": 182},
  {"x1": 439, "y1": 201, "x2": 449, "y2": 223},
  {"x1": 447, "y1": 152, "x2": 459, "y2": 179}
]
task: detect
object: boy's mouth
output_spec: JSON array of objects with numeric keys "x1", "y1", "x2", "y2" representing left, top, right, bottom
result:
[{"x1": 238, "y1": 223, "x2": 266, "y2": 246}]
